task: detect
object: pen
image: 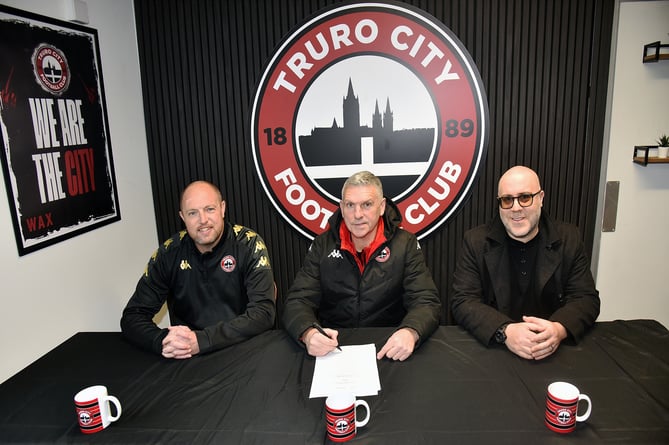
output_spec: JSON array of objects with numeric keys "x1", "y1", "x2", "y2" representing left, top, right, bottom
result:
[{"x1": 311, "y1": 322, "x2": 342, "y2": 351}]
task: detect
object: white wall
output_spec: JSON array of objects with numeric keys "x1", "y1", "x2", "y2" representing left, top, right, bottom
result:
[
  {"x1": 595, "y1": 0, "x2": 669, "y2": 328},
  {"x1": 0, "y1": 0, "x2": 157, "y2": 383}
]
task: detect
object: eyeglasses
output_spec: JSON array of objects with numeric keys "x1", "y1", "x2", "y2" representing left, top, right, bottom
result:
[{"x1": 496, "y1": 190, "x2": 542, "y2": 209}]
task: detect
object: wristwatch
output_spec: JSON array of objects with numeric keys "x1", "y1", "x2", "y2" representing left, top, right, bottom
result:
[{"x1": 494, "y1": 323, "x2": 510, "y2": 344}]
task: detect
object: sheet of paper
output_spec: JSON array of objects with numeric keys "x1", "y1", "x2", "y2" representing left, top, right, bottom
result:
[{"x1": 309, "y1": 344, "x2": 381, "y2": 398}]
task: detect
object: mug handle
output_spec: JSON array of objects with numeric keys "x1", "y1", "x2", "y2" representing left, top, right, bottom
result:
[
  {"x1": 104, "y1": 395, "x2": 123, "y2": 422},
  {"x1": 576, "y1": 394, "x2": 591, "y2": 422},
  {"x1": 355, "y1": 399, "x2": 370, "y2": 428}
]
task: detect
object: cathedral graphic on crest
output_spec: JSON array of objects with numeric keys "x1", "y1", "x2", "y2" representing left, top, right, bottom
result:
[{"x1": 298, "y1": 79, "x2": 435, "y2": 169}]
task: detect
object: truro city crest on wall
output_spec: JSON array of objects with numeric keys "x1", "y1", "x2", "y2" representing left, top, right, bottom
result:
[{"x1": 251, "y1": 1, "x2": 488, "y2": 240}]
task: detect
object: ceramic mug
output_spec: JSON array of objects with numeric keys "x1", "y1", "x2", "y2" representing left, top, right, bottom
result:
[
  {"x1": 74, "y1": 385, "x2": 122, "y2": 434},
  {"x1": 545, "y1": 381, "x2": 591, "y2": 433},
  {"x1": 325, "y1": 392, "x2": 370, "y2": 442}
]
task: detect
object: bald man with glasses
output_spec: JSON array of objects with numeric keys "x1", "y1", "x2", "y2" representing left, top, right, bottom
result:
[{"x1": 451, "y1": 166, "x2": 600, "y2": 360}]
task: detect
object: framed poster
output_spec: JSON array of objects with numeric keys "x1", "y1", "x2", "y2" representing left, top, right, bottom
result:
[{"x1": 0, "y1": 5, "x2": 120, "y2": 256}]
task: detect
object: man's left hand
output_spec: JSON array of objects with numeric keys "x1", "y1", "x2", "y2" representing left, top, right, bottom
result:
[
  {"x1": 523, "y1": 316, "x2": 567, "y2": 360},
  {"x1": 376, "y1": 328, "x2": 419, "y2": 361}
]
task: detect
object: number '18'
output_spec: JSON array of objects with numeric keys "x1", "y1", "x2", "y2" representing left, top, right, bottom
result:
[{"x1": 263, "y1": 127, "x2": 287, "y2": 146}]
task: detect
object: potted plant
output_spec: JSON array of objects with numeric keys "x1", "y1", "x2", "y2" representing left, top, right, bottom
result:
[{"x1": 658, "y1": 134, "x2": 669, "y2": 158}]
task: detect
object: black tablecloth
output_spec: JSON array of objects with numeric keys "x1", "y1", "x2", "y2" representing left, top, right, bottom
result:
[{"x1": 0, "y1": 320, "x2": 668, "y2": 444}]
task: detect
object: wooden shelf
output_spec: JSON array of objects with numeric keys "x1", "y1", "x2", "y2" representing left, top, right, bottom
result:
[
  {"x1": 633, "y1": 157, "x2": 669, "y2": 166},
  {"x1": 643, "y1": 41, "x2": 669, "y2": 63},
  {"x1": 643, "y1": 54, "x2": 669, "y2": 63},
  {"x1": 632, "y1": 145, "x2": 669, "y2": 166}
]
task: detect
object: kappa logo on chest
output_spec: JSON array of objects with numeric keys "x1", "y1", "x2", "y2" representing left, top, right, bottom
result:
[{"x1": 327, "y1": 249, "x2": 343, "y2": 260}]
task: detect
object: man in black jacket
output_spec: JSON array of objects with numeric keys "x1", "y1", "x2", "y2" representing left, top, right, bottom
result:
[
  {"x1": 282, "y1": 171, "x2": 441, "y2": 361},
  {"x1": 451, "y1": 166, "x2": 600, "y2": 360},
  {"x1": 121, "y1": 181, "x2": 275, "y2": 359}
]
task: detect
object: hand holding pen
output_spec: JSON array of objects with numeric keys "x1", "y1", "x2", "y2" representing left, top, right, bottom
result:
[
  {"x1": 311, "y1": 322, "x2": 342, "y2": 351},
  {"x1": 304, "y1": 322, "x2": 342, "y2": 356}
]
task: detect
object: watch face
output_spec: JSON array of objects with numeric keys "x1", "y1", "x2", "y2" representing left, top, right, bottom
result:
[{"x1": 495, "y1": 328, "x2": 506, "y2": 343}]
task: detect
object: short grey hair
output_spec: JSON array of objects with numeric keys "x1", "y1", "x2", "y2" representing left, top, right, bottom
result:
[{"x1": 341, "y1": 171, "x2": 383, "y2": 199}]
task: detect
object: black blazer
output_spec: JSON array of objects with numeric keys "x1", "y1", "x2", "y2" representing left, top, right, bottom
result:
[{"x1": 451, "y1": 212, "x2": 600, "y2": 345}]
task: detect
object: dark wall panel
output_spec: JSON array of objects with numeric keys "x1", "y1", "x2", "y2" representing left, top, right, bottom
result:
[{"x1": 134, "y1": 0, "x2": 614, "y2": 325}]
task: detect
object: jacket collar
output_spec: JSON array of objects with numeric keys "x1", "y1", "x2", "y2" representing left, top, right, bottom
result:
[
  {"x1": 187, "y1": 221, "x2": 231, "y2": 257},
  {"x1": 485, "y1": 211, "x2": 562, "y2": 249},
  {"x1": 339, "y1": 218, "x2": 386, "y2": 269},
  {"x1": 328, "y1": 197, "x2": 401, "y2": 270},
  {"x1": 327, "y1": 196, "x2": 402, "y2": 242}
]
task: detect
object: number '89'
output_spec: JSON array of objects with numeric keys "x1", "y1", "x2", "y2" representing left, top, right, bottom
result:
[{"x1": 445, "y1": 119, "x2": 474, "y2": 137}]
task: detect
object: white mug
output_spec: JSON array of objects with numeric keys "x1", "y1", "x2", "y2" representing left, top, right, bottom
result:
[
  {"x1": 74, "y1": 385, "x2": 122, "y2": 434},
  {"x1": 325, "y1": 392, "x2": 370, "y2": 442}
]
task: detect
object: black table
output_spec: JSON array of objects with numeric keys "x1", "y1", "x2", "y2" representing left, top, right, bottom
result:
[{"x1": 1, "y1": 320, "x2": 668, "y2": 444}]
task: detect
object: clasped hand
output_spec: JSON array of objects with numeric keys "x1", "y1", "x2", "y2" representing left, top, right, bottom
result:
[
  {"x1": 162, "y1": 325, "x2": 200, "y2": 359},
  {"x1": 304, "y1": 326, "x2": 418, "y2": 361},
  {"x1": 504, "y1": 316, "x2": 567, "y2": 360}
]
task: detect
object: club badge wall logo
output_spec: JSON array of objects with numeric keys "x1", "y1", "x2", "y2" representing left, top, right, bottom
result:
[
  {"x1": 251, "y1": 2, "x2": 488, "y2": 240},
  {"x1": 32, "y1": 44, "x2": 70, "y2": 95}
]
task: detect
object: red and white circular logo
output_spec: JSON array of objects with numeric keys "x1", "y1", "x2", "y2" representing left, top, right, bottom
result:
[
  {"x1": 32, "y1": 44, "x2": 71, "y2": 95},
  {"x1": 375, "y1": 247, "x2": 390, "y2": 263},
  {"x1": 556, "y1": 409, "x2": 572, "y2": 424},
  {"x1": 335, "y1": 417, "x2": 351, "y2": 433},
  {"x1": 252, "y1": 2, "x2": 488, "y2": 240},
  {"x1": 78, "y1": 410, "x2": 93, "y2": 425},
  {"x1": 221, "y1": 255, "x2": 237, "y2": 272}
]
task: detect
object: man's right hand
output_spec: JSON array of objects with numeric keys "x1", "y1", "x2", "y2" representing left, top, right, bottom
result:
[
  {"x1": 303, "y1": 327, "x2": 339, "y2": 356},
  {"x1": 503, "y1": 322, "x2": 538, "y2": 359},
  {"x1": 162, "y1": 325, "x2": 199, "y2": 359}
]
